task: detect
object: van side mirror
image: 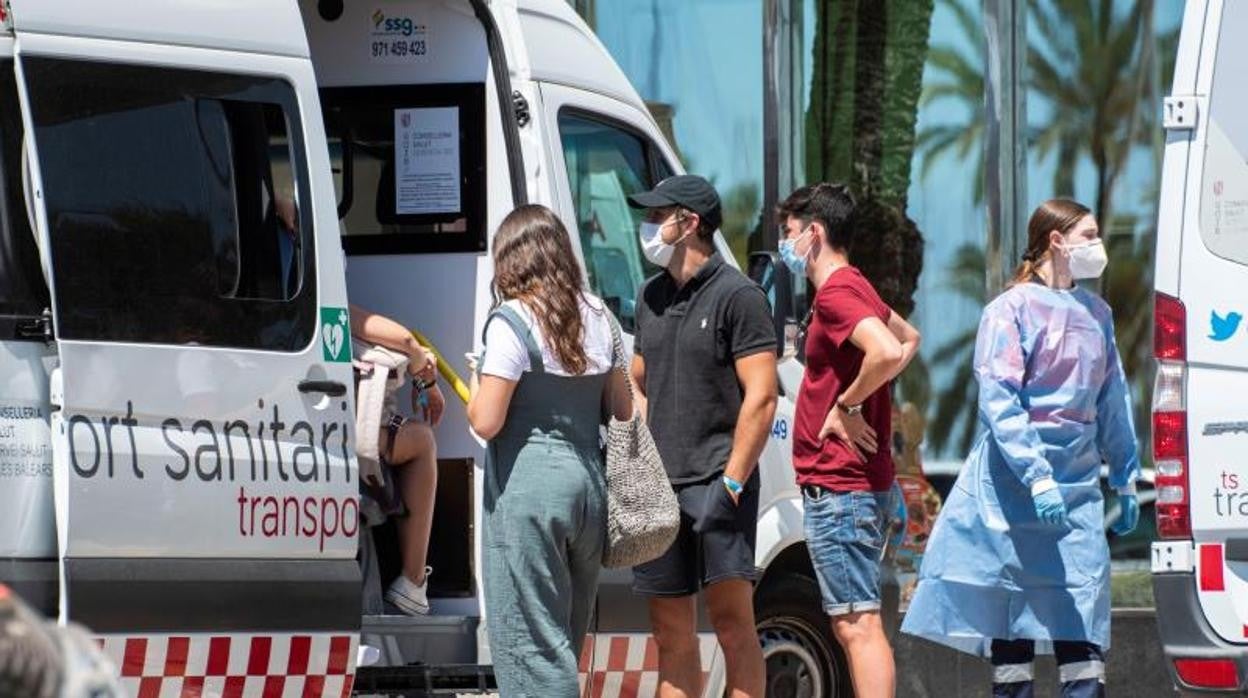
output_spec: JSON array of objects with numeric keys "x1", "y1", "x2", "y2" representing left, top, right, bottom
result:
[{"x1": 747, "y1": 251, "x2": 792, "y2": 355}]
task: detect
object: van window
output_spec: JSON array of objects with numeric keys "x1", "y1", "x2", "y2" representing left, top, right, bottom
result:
[
  {"x1": 22, "y1": 58, "x2": 315, "y2": 350},
  {"x1": 320, "y1": 84, "x2": 487, "y2": 255},
  {"x1": 0, "y1": 60, "x2": 52, "y2": 335},
  {"x1": 1201, "y1": 0, "x2": 1248, "y2": 266},
  {"x1": 558, "y1": 111, "x2": 672, "y2": 331}
]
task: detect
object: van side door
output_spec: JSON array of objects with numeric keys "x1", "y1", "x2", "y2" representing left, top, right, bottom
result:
[
  {"x1": 0, "y1": 35, "x2": 57, "y2": 617},
  {"x1": 1175, "y1": 0, "x2": 1248, "y2": 648},
  {"x1": 9, "y1": 0, "x2": 360, "y2": 649}
]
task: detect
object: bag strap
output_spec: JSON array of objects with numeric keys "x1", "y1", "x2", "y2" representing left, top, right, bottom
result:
[
  {"x1": 605, "y1": 311, "x2": 637, "y2": 408},
  {"x1": 483, "y1": 304, "x2": 545, "y2": 375}
]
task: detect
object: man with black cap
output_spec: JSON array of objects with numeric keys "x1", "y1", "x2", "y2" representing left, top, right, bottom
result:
[{"x1": 626, "y1": 174, "x2": 778, "y2": 698}]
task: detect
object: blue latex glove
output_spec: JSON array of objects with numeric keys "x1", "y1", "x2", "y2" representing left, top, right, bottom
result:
[
  {"x1": 1111, "y1": 494, "x2": 1140, "y2": 535},
  {"x1": 1032, "y1": 488, "x2": 1068, "y2": 527}
]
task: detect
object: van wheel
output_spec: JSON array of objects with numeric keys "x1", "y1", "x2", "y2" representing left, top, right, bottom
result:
[{"x1": 755, "y1": 574, "x2": 850, "y2": 698}]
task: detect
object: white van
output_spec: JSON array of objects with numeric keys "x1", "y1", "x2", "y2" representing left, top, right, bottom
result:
[
  {"x1": 1152, "y1": 0, "x2": 1248, "y2": 692},
  {"x1": 0, "y1": 1, "x2": 932, "y2": 695}
]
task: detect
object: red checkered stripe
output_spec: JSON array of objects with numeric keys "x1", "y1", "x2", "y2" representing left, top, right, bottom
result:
[
  {"x1": 97, "y1": 632, "x2": 358, "y2": 698},
  {"x1": 578, "y1": 633, "x2": 718, "y2": 698},
  {"x1": 1195, "y1": 543, "x2": 1248, "y2": 641}
]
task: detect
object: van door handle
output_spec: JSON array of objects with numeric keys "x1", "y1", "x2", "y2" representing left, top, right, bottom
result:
[
  {"x1": 298, "y1": 379, "x2": 347, "y2": 397},
  {"x1": 1225, "y1": 538, "x2": 1248, "y2": 563}
]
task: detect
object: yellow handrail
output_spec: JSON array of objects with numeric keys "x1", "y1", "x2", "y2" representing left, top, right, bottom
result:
[{"x1": 411, "y1": 329, "x2": 470, "y2": 405}]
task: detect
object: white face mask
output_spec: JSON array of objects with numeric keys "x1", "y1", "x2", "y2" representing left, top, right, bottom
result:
[
  {"x1": 1067, "y1": 239, "x2": 1108, "y2": 279},
  {"x1": 639, "y1": 217, "x2": 687, "y2": 267}
]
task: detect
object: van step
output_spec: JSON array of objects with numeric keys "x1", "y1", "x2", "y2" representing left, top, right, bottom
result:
[{"x1": 353, "y1": 664, "x2": 496, "y2": 696}]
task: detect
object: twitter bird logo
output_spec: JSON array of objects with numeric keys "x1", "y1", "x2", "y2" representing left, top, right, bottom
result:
[{"x1": 1210, "y1": 310, "x2": 1243, "y2": 342}]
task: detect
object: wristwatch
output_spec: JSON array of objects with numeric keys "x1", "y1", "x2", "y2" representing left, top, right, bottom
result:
[
  {"x1": 837, "y1": 400, "x2": 863, "y2": 417},
  {"x1": 414, "y1": 377, "x2": 437, "y2": 393}
]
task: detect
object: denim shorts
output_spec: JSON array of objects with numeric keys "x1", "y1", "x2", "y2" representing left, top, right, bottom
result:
[{"x1": 803, "y1": 488, "x2": 894, "y2": 617}]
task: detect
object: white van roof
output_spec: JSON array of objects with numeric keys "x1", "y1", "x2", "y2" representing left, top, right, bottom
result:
[
  {"x1": 7, "y1": 0, "x2": 309, "y2": 58},
  {"x1": 515, "y1": 0, "x2": 651, "y2": 114}
]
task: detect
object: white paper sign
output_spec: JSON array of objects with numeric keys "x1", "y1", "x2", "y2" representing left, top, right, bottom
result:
[{"x1": 395, "y1": 107, "x2": 461, "y2": 216}]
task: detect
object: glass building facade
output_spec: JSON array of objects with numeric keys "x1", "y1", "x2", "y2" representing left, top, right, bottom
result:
[{"x1": 568, "y1": 0, "x2": 1181, "y2": 483}]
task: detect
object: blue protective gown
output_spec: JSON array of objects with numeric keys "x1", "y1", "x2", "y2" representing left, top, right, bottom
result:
[{"x1": 901, "y1": 283, "x2": 1140, "y2": 656}]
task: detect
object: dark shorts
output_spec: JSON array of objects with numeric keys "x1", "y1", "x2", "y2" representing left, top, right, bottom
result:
[{"x1": 632, "y1": 472, "x2": 760, "y2": 596}]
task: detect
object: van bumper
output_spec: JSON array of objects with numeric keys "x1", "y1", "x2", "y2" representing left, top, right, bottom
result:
[{"x1": 1153, "y1": 571, "x2": 1248, "y2": 693}]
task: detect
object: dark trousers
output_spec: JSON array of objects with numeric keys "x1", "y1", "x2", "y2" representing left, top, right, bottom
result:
[{"x1": 990, "y1": 638, "x2": 1105, "y2": 698}]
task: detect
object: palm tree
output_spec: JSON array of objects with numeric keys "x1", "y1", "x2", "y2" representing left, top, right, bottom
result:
[
  {"x1": 915, "y1": 0, "x2": 986, "y2": 203},
  {"x1": 1027, "y1": 0, "x2": 1161, "y2": 226},
  {"x1": 805, "y1": 0, "x2": 935, "y2": 316},
  {"x1": 1101, "y1": 219, "x2": 1156, "y2": 458},
  {"x1": 926, "y1": 243, "x2": 986, "y2": 455}
]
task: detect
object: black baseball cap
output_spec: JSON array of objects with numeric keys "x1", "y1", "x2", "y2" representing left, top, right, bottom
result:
[{"x1": 627, "y1": 174, "x2": 722, "y2": 231}]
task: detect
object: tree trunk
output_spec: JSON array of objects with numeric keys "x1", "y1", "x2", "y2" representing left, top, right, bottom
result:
[{"x1": 805, "y1": 0, "x2": 934, "y2": 316}]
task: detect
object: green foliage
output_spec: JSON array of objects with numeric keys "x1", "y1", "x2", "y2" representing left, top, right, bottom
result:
[
  {"x1": 927, "y1": 243, "x2": 986, "y2": 455},
  {"x1": 916, "y1": 0, "x2": 986, "y2": 203},
  {"x1": 917, "y1": 1, "x2": 1179, "y2": 460},
  {"x1": 805, "y1": 0, "x2": 936, "y2": 316}
]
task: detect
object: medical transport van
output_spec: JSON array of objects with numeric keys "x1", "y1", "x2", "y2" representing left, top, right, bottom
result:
[
  {"x1": 1152, "y1": 0, "x2": 1248, "y2": 693},
  {"x1": 0, "y1": 1, "x2": 932, "y2": 695}
]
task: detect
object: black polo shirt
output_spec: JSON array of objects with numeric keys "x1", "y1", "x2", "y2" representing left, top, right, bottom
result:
[{"x1": 634, "y1": 252, "x2": 777, "y2": 484}]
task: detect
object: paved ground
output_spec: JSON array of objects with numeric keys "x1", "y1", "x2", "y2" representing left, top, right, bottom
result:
[
  {"x1": 429, "y1": 609, "x2": 1173, "y2": 696},
  {"x1": 895, "y1": 609, "x2": 1174, "y2": 697}
]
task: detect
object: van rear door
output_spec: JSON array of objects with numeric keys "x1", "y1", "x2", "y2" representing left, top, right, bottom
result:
[
  {"x1": 9, "y1": 0, "x2": 360, "y2": 680},
  {"x1": 1176, "y1": 0, "x2": 1248, "y2": 647},
  {"x1": 0, "y1": 35, "x2": 57, "y2": 617}
]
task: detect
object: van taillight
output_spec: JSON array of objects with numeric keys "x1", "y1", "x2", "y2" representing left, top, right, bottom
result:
[
  {"x1": 1174, "y1": 658, "x2": 1240, "y2": 690},
  {"x1": 1153, "y1": 293, "x2": 1190, "y2": 539},
  {"x1": 1155, "y1": 293, "x2": 1187, "y2": 361}
]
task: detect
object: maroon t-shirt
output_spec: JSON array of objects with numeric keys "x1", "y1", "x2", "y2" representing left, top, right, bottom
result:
[{"x1": 793, "y1": 266, "x2": 895, "y2": 492}]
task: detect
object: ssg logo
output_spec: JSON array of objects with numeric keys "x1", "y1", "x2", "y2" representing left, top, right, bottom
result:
[{"x1": 371, "y1": 9, "x2": 423, "y2": 37}]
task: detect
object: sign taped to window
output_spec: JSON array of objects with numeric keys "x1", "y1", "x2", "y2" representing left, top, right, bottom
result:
[{"x1": 395, "y1": 107, "x2": 461, "y2": 216}]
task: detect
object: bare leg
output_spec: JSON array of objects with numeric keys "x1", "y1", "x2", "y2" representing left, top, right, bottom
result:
[
  {"x1": 705, "y1": 579, "x2": 765, "y2": 697},
  {"x1": 384, "y1": 422, "x2": 437, "y2": 584},
  {"x1": 831, "y1": 610, "x2": 895, "y2": 698},
  {"x1": 649, "y1": 595, "x2": 701, "y2": 698}
]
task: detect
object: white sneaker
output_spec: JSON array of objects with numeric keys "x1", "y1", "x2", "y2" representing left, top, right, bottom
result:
[{"x1": 385, "y1": 568, "x2": 432, "y2": 616}]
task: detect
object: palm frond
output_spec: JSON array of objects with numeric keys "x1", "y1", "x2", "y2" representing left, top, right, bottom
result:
[
  {"x1": 940, "y1": 0, "x2": 983, "y2": 46},
  {"x1": 926, "y1": 47, "x2": 983, "y2": 88}
]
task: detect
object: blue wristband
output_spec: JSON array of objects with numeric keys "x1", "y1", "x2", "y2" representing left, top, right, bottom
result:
[{"x1": 722, "y1": 475, "x2": 744, "y2": 496}]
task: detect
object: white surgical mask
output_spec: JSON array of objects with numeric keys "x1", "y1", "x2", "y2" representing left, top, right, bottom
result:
[
  {"x1": 639, "y1": 217, "x2": 687, "y2": 267},
  {"x1": 1067, "y1": 239, "x2": 1108, "y2": 279}
]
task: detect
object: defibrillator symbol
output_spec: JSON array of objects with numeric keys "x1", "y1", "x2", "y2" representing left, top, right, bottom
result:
[{"x1": 321, "y1": 307, "x2": 351, "y2": 362}]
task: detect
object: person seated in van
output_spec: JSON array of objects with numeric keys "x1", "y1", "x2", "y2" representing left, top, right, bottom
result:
[
  {"x1": 349, "y1": 305, "x2": 444, "y2": 616},
  {"x1": 467, "y1": 205, "x2": 632, "y2": 696},
  {"x1": 902, "y1": 199, "x2": 1141, "y2": 698}
]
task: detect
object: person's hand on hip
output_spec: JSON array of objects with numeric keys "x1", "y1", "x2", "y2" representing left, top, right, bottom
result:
[{"x1": 819, "y1": 405, "x2": 877, "y2": 462}]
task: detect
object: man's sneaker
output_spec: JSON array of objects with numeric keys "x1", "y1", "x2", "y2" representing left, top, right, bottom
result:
[{"x1": 385, "y1": 568, "x2": 431, "y2": 616}]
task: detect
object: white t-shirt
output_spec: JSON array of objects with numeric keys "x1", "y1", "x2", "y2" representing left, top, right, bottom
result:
[{"x1": 480, "y1": 295, "x2": 615, "y2": 380}]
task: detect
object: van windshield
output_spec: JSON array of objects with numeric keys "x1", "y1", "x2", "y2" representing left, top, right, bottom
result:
[{"x1": 0, "y1": 59, "x2": 52, "y2": 331}]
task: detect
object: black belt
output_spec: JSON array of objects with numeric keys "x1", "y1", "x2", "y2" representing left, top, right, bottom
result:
[{"x1": 801, "y1": 484, "x2": 827, "y2": 500}]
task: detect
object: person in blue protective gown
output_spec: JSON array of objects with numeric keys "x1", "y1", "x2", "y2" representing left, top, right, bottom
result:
[{"x1": 901, "y1": 199, "x2": 1141, "y2": 698}]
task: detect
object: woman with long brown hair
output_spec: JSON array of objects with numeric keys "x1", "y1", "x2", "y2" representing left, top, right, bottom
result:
[
  {"x1": 902, "y1": 199, "x2": 1141, "y2": 697},
  {"x1": 467, "y1": 204, "x2": 631, "y2": 696}
]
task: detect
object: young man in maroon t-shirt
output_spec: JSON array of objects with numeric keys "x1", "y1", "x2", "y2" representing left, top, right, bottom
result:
[{"x1": 777, "y1": 183, "x2": 920, "y2": 698}]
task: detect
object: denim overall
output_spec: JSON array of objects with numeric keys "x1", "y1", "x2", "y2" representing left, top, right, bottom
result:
[{"x1": 481, "y1": 306, "x2": 608, "y2": 697}]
